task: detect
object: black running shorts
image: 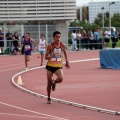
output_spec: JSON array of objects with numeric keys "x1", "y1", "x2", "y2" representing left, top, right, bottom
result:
[{"x1": 45, "y1": 65, "x2": 62, "y2": 73}]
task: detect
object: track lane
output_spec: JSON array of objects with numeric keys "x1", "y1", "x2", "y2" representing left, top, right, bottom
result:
[{"x1": 0, "y1": 51, "x2": 120, "y2": 120}]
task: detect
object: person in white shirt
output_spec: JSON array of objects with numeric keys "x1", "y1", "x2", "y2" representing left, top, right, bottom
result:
[
  {"x1": 87, "y1": 29, "x2": 94, "y2": 50},
  {"x1": 38, "y1": 34, "x2": 47, "y2": 66},
  {"x1": 71, "y1": 30, "x2": 78, "y2": 51},
  {"x1": 104, "y1": 28, "x2": 111, "y2": 48},
  {"x1": 76, "y1": 30, "x2": 82, "y2": 50}
]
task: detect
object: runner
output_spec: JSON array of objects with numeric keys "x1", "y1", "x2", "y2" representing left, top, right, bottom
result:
[
  {"x1": 45, "y1": 31, "x2": 70, "y2": 104},
  {"x1": 22, "y1": 33, "x2": 36, "y2": 71},
  {"x1": 37, "y1": 34, "x2": 47, "y2": 66}
]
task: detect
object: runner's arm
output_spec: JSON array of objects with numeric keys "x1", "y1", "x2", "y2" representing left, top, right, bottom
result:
[
  {"x1": 30, "y1": 38, "x2": 36, "y2": 49},
  {"x1": 45, "y1": 44, "x2": 54, "y2": 60},
  {"x1": 62, "y1": 44, "x2": 70, "y2": 69}
]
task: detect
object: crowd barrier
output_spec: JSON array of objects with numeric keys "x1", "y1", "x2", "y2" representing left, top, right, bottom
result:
[
  {"x1": 0, "y1": 36, "x2": 120, "y2": 54},
  {"x1": 100, "y1": 48, "x2": 120, "y2": 69}
]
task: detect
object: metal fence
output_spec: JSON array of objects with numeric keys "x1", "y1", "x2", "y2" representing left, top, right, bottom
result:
[
  {"x1": 0, "y1": 24, "x2": 68, "y2": 54},
  {"x1": 0, "y1": 25, "x2": 120, "y2": 54},
  {"x1": 68, "y1": 27, "x2": 120, "y2": 51}
]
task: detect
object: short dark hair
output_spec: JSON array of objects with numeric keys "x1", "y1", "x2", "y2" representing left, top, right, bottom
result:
[
  {"x1": 73, "y1": 30, "x2": 76, "y2": 33},
  {"x1": 26, "y1": 33, "x2": 30, "y2": 36},
  {"x1": 41, "y1": 34, "x2": 45, "y2": 37},
  {"x1": 53, "y1": 31, "x2": 61, "y2": 37}
]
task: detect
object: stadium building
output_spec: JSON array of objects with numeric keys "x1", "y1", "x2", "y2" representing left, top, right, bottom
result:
[
  {"x1": 0, "y1": 0, "x2": 76, "y2": 46},
  {"x1": 0, "y1": 0, "x2": 76, "y2": 24},
  {"x1": 88, "y1": 1, "x2": 120, "y2": 23}
]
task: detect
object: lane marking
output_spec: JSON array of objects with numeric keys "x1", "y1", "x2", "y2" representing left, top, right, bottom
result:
[
  {"x1": 0, "y1": 112, "x2": 59, "y2": 119},
  {"x1": 0, "y1": 63, "x2": 42, "y2": 73},
  {"x1": 0, "y1": 102, "x2": 68, "y2": 120},
  {"x1": 0, "y1": 58, "x2": 99, "y2": 73},
  {"x1": 11, "y1": 58, "x2": 120, "y2": 116}
]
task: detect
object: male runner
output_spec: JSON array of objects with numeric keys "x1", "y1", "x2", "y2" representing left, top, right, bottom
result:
[
  {"x1": 45, "y1": 31, "x2": 70, "y2": 104},
  {"x1": 22, "y1": 33, "x2": 36, "y2": 71}
]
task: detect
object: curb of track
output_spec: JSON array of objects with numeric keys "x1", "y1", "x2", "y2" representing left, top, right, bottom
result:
[{"x1": 12, "y1": 58, "x2": 120, "y2": 116}]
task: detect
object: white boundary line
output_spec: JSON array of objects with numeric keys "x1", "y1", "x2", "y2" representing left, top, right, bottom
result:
[
  {"x1": 11, "y1": 58, "x2": 120, "y2": 116},
  {"x1": 0, "y1": 101, "x2": 68, "y2": 120},
  {"x1": 0, "y1": 112, "x2": 62, "y2": 119}
]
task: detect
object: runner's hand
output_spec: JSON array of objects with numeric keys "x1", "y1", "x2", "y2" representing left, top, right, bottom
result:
[{"x1": 64, "y1": 62, "x2": 70, "y2": 69}]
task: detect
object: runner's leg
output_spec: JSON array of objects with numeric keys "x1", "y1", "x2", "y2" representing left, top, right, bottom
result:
[
  {"x1": 24, "y1": 55, "x2": 28, "y2": 68},
  {"x1": 41, "y1": 52, "x2": 44, "y2": 66},
  {"x1": 37, "y1": 52, "x2": 40, "y2": 58},
  {"x1": 46, "y1": 70, "x2": 53, "y2": 99},
  {"x1": 54, "y1": 69, "x2": 63, "y2": 83}
]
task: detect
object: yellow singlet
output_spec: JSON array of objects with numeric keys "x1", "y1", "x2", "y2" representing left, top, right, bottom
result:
[{"x1": 47, "y1": 42, "x2": 63, "y2": 67}]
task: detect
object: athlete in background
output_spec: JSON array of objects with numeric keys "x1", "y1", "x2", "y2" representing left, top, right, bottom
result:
[
  {"x1": 37, "y1": 34, "x2": 47, "y2": 66},
  {"x1": 22, "y1": 33, "x2": 36, "y2": 71}
]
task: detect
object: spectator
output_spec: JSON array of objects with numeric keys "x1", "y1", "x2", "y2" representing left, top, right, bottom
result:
[
  {"x1": 111, "y1": 30, "x2": 118, "y2": 48},
  {"x1": 116, "y1": 29, "x2": 120, "y2": 41},
  {"x1": 87, "y1": 29, "x2": 94, "y2": 50},
  {"x1": 71, "y1": 30, "x2": 78, "y2": 51},
  {"x1": 104, "y1": 28, "x2": 111, "y2": 48},
  {"x1": 6, "y1": 29, "x2": 13, "y2": 53},
  {"x1": 98, "y1": 28, "x2": 103, "y2": 49},
  {"x1": 76, "y1": 30, "x2": 82, "y2": 50},
  {"x1": 93, "y1": 28, "x2": 99, "y2": 49},
  {"x1": 0, "y1": 28, "x2": 4, "y2": 54},
  {"x1": 81, "y1": 30, "x2": 87, "y2": 49},
  {"x1": 13, "y1": 32, "x2": 19, "y2": 47},
  {"x1": 13, "y1": 45, "x2": 21, "y2": 55}
]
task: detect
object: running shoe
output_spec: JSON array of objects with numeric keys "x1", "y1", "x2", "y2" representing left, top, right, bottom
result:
[
  {"x1": 25, "y1": 68, "x2": 28, "y2": 71},
  {"x1": 52, "y1": 80, "x2": 56, "y2": 91},
  {"x1": 47, "y1": 98, "x2": 51, "y2": 104}
]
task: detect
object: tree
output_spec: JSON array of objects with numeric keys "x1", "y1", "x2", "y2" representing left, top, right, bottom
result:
[
  {"x1": 94, "y1": 12, "x2": 120, "y2": 27},
  {"x1": 111, "y1": 13, "x2": 120, "y2": 27}
]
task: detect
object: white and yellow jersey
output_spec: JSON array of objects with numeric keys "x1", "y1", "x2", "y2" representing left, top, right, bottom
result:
[{"x1": 47, "y1": 42, "x2": 63, "y2": 67}]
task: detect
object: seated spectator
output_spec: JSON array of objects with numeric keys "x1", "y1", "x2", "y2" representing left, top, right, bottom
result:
[
  {"x1": 13, "y1": 32, "x2": 19, "y2": 47},
  {"x1": 13, "y1": 45, "x2": 21, "y2": 55}
]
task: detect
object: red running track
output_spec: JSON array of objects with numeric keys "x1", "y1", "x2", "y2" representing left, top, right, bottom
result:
[{"x1": 0, "y1": 50, "x2": 120, "y2": 120}]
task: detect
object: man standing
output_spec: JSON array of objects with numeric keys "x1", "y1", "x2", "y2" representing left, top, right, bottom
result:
[
  {"x1": 71, "y1": 30, "x2": 78, "y2": 51},
  {"x1": 6, "y1": 29, "x2": 13, "y2": 53},
  {"x1": 93, "y1": 28, "x2": 99, "y2": 49},
  {"x1": 45, "y1": 31, "x2": 70, "y2": 104},
  {"x1": 104, "y1": 28, "x2": 111, "y2": 48},
  {"x1": 0, "y1": 28, "x2": 4, "y2": 54}
]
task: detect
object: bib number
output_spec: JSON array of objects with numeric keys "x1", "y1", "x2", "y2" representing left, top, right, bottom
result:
[{"x1": 25, "y1": 45, "x2": 31, "y2": 50}]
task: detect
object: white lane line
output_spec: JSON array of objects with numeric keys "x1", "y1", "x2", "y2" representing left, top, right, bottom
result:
[
  {"x1": 0, "y1": 60, "x2": 39, "y2": 68},
  {"x1": 0, "y1": 63, "x2": 42, "y2": 73},
  {"x1": 0, "y1": 102, "x2": 68, "y2": 120},
  {"x1": 0, "y1": 58, "x2": 99, "y2": 73},
  {"x1": 12, "y1": 58, "x2": 120, "y2": 116},
  {"x1": 0, "y1": 112, "x2": 59, "y2": 119}
]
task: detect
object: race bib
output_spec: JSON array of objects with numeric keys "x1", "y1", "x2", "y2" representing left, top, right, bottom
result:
[
  {"x1": 51, "y1": 57, "x2": 61, "y2": 62},
  {"x1": 50, "y1": 48, "x2": 62, "y2": 63},
  {"x1": 25, "y1": 45, "x2": 31, "y2": 50},
  {"x1": 39, "y1": 45, "x2": 45, "y2": 49}
]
